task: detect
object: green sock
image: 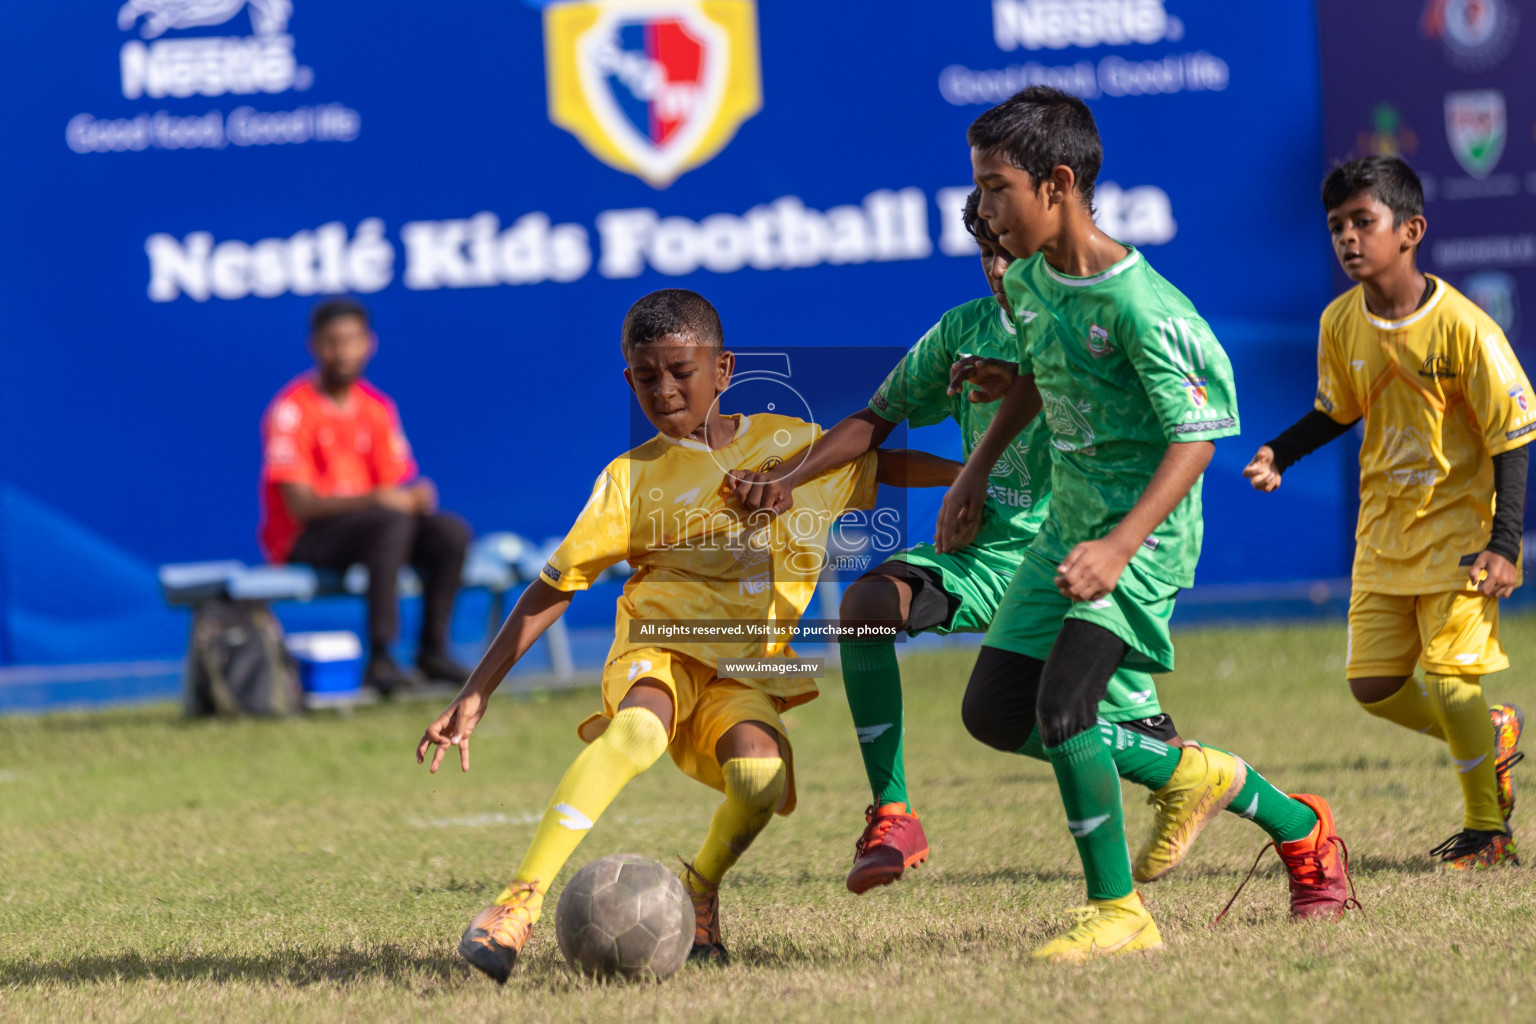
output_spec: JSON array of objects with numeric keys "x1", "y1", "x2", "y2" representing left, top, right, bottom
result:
[
  {"x1": 1045, "y1": 728, "x2": 1134, "y2": 901},
  {"x1": 839, "y1": 640, "x2": 909, "y2": 808},
  {"x1": 1014, "y1": 723, "x2": 1178, "y2": 791},
  {"x1": 1098, "y1": 721, "x2": 1180, "y2": 790},
  {"x1": 1208, "y1": 746, "x2": 1318, "y2": 844}
]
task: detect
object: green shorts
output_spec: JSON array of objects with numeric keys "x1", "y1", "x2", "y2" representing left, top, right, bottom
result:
[
  {"x1": 884, "y1": 540, "x2": 1168, "y2": 723},
  {"x1": 985, "y1": 547, "x2": 1180, "y2": 675}
]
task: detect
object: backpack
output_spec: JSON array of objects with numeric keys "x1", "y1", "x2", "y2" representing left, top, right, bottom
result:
[{"x1": 183, "y1": 598, "x2": 302, "y2": 717}]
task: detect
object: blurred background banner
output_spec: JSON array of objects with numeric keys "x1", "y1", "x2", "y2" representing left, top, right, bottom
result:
[{"x1": 9, "y1": 0, "x2": 1513, "y2": 692}]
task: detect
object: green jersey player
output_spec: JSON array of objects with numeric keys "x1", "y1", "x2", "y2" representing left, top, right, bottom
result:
[
  {"x1": 947, "y1": 86, "x2": 1359, "y2": 962},
  {"x1": 729, "y1": 193, "x2": 1181, "y2": 895}
]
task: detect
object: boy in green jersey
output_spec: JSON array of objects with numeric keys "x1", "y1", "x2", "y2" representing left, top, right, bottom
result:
[
  {"x1": 946, "y1": 87, "x2": 1359, "y2": 960},
  {"x1": 732, "y1": 192, "x2": 1334, "y2": 904}
]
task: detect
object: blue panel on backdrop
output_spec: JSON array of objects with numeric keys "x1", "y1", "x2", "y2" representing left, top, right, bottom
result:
[{"x1": 0, "y1": 1, "x2": 1338, "y2": 676}]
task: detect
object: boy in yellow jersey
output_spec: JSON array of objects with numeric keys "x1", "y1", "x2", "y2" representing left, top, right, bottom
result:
[
  {"x1": 1246, "y1": 156, "x2": 1529, "y2": 869},
  {"x1": 415, "y1": 288, "x2": 942, "y2": 983}
]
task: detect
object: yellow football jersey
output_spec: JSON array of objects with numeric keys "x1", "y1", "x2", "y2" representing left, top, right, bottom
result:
[
  {"x1": 1315, "y1": 276, "x2": 1534, "y2": 594},
  {"x1": 541, "y1": 412, "x2": 879, "y2": 700}
]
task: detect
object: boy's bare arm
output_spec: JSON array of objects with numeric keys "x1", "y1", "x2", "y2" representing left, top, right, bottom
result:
[
  {"x1": 876, "y1": 449, "x2": 964, "y2": 488},
  {"x1": 1056, "y1": 440, "x2": 1213, "y2": 601},
  {"x1": 936, "y1": 371, "x2": 1042, "y2": 553},
  {"x1": 415, "y1": 578, "x2": 574, "y2": 773},
  {"x1": 730, "y1": 409, "x2": 897, "y2": 512}
]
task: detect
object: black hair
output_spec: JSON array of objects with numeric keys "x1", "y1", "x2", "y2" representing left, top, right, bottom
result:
[
  {"x1": 310, "y1": 296, "x2": 369, "y2": 334},
  {"x1": 967, "y1": 86, "x2": 1103, "y2": 210},
  {"x1": 620, "y1": 288, "x2": 723, "y2": 359},
  {"x1": 1321, "y1": 156, "x2": 1425, "y2": 225},
  {"x1": 962, "y1": 187, "x2": 1002, "y2": 244}
]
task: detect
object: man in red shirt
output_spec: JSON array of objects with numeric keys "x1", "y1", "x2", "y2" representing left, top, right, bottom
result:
[{"x1": 260, "y1": 297, "x2": 471, "y2": 694}]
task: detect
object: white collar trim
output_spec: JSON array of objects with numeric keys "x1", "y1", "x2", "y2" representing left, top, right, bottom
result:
[
  {"x1": 997, "y1": 304, "x2": 1017, "y2": 335},
  {"x1": 1039, "y1": 247, "x2": 1141, "y2": 288},
  {"x1": 1360, "y1": 276, "x2": 1444, "y2": 330}
]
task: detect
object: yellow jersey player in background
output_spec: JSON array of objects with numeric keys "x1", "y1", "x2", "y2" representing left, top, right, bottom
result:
[
  {"x1": 1245, "y1": 156, "x2": 1529, "y2": 870},
  {"x1": 416, "y1": 288, "x2": 951, "y2": 983}
]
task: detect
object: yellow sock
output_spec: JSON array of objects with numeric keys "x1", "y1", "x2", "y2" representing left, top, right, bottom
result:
[
  {"x1": 1425, "y1": 673, "x2": 1503, "y2": 832},
  {"x1": 496, "y1": 706, "x2": 669, "y2": 921},
  {"x1": 1358, "y1": 677, "x2": 1446, "y2": 740},
  {"x1": 687, "y1": 757, "x2": 786, "y2": 889}
]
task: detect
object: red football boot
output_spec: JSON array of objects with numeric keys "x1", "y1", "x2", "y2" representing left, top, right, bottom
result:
[
  {"x1": 846, "y1": 803, "x2": 929, "y2": 895},
  {"x1": 1212, "y1": 793, "x2": 1361, "y2": 925}
]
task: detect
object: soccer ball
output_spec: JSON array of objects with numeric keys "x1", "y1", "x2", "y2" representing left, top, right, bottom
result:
[{"x1": 555, "y1": 853, "x2": 693, "y2": 980}]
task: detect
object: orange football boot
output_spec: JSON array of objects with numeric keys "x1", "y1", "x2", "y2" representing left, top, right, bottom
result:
[
  {"x1": 846, "y1": 803, "x2": 930, "y2": 894},
  {"x1": 457, "y1": 883, "x2": 538, "y2": 984}
]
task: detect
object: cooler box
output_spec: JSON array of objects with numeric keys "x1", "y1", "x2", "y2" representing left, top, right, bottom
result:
[{"x1": 285, "y1": 631, "x2": 364, "y2": 695}]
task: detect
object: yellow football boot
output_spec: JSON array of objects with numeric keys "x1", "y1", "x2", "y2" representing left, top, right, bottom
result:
[
  {"x1": 1031, "y1": 893, "x2": 1163, "y2": 963},
  {"x1": 1133, "y1": 744, "x2": 1247, "y2": 883}
]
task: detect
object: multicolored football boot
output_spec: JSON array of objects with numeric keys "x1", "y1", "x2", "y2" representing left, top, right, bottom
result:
[
  {"x1": 1431, "y1": 828, "x2": 1519, "y2": 870},
  {"x1": 1030, "y1": 892, "x2": 1163, "y2": 963},
  {"x1": 680, "y1": 859, "x2": 728, "y2": 964},
  {"x1": 846, "y1": 802, "x2": 930, "y2": 894},
  {"x1": 1489, "y1": 703, "x2": 1524, "y2": 823},
  {"x1": 1212, "y1": 793, "x2": 1361, "y2": 924},
  {"x1": 457, "y1": 883, "x2": 539, "y2": 984},
  {"x1": 1133, "y1": 744, "x2": 1246, "y2": 883}
]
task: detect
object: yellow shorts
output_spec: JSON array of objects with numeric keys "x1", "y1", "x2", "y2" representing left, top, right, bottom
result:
[
  {"x1": 1347, "y1": 589, "x2": 1508, "y2": 678},
  {"x1": 576, "y1": 647, "x2": 804, "y2": 815}
]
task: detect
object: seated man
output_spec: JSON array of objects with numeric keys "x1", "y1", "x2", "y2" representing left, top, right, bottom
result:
[{"x1": 259, "y1": 297, "x2": 472, "y2": 694}]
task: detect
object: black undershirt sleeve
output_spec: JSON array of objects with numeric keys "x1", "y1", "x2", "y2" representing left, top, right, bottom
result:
[
  {"x1": 1265, "y1": 408, "x2": 1359, "y2": 475},
  {"x1": 1489, "y1": 446, "x2": 1528, "y2": 564}
]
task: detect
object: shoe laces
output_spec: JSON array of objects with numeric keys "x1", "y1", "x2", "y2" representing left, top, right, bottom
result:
[
  {"x1": 853, "y1": 805, "x2": 905, "y2": 855},
  {"x1": 1145, "y1": 786, "x2": 1189, "y2": 840},
  {"x1": 1497, "y1": 750, "x2": 1526, "y2": 777},
  {"x1": 677, "y1": 858, "x2": 720, "y2": 938},
  {"x1": 1210, "y1": 834, "x2": 1362, "y2": 927},
  {"x1": 1059, "y1": 904, "x2": 1101, "y2": 936},
  {"x1": 1430, "y1": 828, "x2": 1504, "y2": 861}
]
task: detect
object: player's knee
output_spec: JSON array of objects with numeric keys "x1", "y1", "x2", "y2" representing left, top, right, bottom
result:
[
  {"x1": 1035, "y1": 692, "x2": 1097, "y2": 750},
  {"x1": 961, "y1": 683, "x2": 1025, "y2": 751},
  {"x1": 720, "y1": 756, "x2": 786, "y2": 811},
  {"x1": 839, "y1": 575, "x2": 903, "y2": 629},
  {"x1": 600, "y1": 705, "x2": 670, "y2": 771}
]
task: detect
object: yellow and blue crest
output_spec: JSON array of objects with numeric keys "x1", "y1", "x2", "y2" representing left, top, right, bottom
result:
[{"x1": 541, "y1": 0, "x2": 762, "y2": 188}]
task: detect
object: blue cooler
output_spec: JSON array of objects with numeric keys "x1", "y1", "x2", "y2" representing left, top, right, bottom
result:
[{"x1": 285, "y1": 631, "x2": 364, "y2": 696}]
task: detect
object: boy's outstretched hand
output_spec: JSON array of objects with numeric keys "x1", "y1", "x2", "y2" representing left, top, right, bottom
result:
[
  {"x1": 948, "y1": 355, "x2": 1017, "y2": 403},
  {"x1": 416, "y1": 689, "x2": 490, "y2": 773},
  {"x1": 1469, "y1": 550, "x2": 1521, "y2": 599},
  {"x1": 1243, "y1": 446, "x2": 1282, "y2": 492}
]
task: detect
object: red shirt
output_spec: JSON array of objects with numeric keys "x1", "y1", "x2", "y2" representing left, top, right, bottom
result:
[{"x1": 259, "y1": 375, "x2": 417, "y2": 562}]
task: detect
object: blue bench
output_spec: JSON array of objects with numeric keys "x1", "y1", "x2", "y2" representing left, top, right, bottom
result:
[{"x1": 158, "y1": 532, "x2": 580, "y2": 684}]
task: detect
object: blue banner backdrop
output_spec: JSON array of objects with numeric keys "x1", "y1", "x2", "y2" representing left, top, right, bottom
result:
[{"x1": 0, "y1": 1, "x2": 1340, "y2": 685}]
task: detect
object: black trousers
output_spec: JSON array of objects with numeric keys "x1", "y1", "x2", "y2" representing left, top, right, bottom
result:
[
  {"x1": 961, "y1": 620, "x2": 1170, "y2": 751},
  {"x1": 288, "y1": 509, "x2": 470, "y2": 656}
]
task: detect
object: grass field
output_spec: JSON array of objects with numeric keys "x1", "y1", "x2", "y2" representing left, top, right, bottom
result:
[{"x1": 4, "y1": 618, "x2": 1536, "y2": 1023}]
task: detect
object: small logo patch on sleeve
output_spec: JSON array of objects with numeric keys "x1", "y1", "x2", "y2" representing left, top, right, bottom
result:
[
  {"x1": 541, "y1": 563, "x2": 562, "y2": 582},
  {"x1": 1506, "y1": 422, "x2": 1536, "y2": 441}
]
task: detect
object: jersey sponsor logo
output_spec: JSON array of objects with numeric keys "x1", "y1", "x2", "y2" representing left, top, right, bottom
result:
[
  {"x1": 541, "y1": 562, "x2": 563, "y2": 582},
  {"x1": 1510, "y1": 384, "x2": 1529, "y2": 412},
  {"x1": 987, "y1": 483, "x2": 1033, "y2": 509},
  {"x1": 1041, "y1": 390, "x2": 1097, "y2": 455},
  {"x1": 1444, "y1": 90, "x2": 1506, "y2": 179},
  {"x1": 1418, "y1": 352, "x2": 1458, "y2": 380},
  {"x1": 1421, "y1": 0, "x2": 1518, "y2": 71},
  {"x1": 542, "y1": 0, "x2": 762, "y2": 188},
  {"x1": 1086, "y1": 323, "x2": 1114, "y2": 357},
  {"x1": 1180, "y1": 374, "x2": 1208, "y2": 408}
]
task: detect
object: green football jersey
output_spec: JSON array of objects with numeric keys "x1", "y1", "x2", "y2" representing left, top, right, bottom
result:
[
  {"x1": 1002, "y1": 246, "x2": 1239, "y2": 588},
  {"x1": 870, "y1": 296, "x2": 1052, "y2": 545}
]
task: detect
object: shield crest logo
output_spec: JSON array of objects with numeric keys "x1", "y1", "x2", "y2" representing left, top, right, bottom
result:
[
  {"x1": 544, "y1": 1, "x2": 762, "y2": 188},
  {"x1": 1444, "y1": 89, "x2": 1506, "y2": 178}
]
